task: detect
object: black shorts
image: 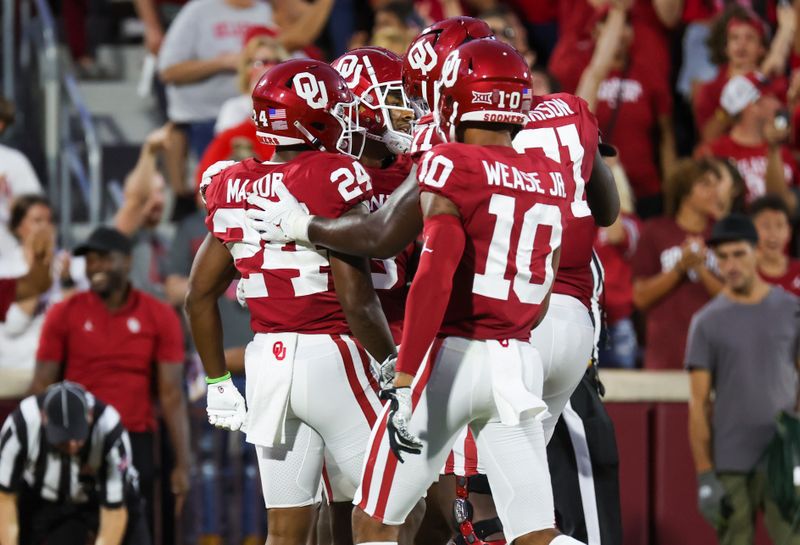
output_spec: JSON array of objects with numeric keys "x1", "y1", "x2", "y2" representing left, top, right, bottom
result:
[
  {"x1": 17, "y1": 484, "x2": 151, "y2": 545},
  {"x1": 547, "y1": 367, "x2": 623, "y2": 545}
]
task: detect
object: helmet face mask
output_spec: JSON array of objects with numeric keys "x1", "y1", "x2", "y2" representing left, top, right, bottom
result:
[
  {"x1": 333, "y1": 47, "x2": 415, "y2": 155},
  {"x1": 330, "y1": 99, "x2": 367, "y2": 158}
]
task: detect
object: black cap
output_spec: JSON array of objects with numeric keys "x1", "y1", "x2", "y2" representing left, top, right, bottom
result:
[
  {"x1": 73, "y1": 226, "x2": 132, "y2": 256},
  {"x1": 707, "y1": 214, "x2": 759, "y2": 247},
  {"x1": 42, "y1": 382, "x2": 90, "y2": 445}
]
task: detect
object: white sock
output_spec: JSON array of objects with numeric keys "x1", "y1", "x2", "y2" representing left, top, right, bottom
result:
[{"x1": 550, "y1": 536, "x2": 586, "y2": 545}]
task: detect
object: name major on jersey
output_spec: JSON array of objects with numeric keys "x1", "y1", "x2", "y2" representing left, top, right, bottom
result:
[{"x1": 225, "y1": 173, "x2": 283, "y2": 203}]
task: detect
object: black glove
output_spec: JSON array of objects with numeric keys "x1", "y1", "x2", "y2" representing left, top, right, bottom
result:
[{"x1": 380, "y1": 387, "x2": 423, "y2": 463}]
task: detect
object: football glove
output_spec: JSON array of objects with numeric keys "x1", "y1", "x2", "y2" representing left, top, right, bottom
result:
[
  {"x1": 235, "y1": 279, "x2": 247, "y2": 309},
  {"x1": 246, "y1": 181, "x2": 312, "y2": 244},
  {"x1": 381, "y1": 387, "x2": 423, "y2": 462},
  {"x1": 373, "y1": 354, "x2": 396, "y2": 391},
  {"x1": 206, "y1": 376, "x2": 247, "y2": 432}
]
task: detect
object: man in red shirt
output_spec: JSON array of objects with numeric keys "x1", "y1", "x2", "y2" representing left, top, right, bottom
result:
[
  {"x1": 701, "y1": 72, "x2": 798, "y2": 208},
  {"x1": 30, "y1": 226, "x2": 190, "y2": 540}
]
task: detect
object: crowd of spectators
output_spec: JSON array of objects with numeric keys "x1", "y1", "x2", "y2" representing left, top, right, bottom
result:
[{"x1": 2, "y1": 0, "x2": 800, "y2": 543}]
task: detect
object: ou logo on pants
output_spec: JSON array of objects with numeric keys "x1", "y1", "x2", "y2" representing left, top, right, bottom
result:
[
  {"x1": 294, "y1": 72, "x2": 328, "y2": 109},
  {"x1": 273, "y1": 341, "x2": 287, "y2": 361}
]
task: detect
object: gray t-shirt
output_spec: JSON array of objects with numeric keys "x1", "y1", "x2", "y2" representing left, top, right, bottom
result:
[
  {"x1": 165, "y1": 211, "x2": 252, "y2": 349},
  {"x1": 158, "y1": 0, "x2": 273, "y2": 123},
  {"x1": 685, "y1": 288, "x2": 800, "y2": 472}
]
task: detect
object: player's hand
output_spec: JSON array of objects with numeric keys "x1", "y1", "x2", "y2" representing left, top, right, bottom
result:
[
  {"x1": 235, "y1": 279, "x2": 248, "y2": 309},
  {"x1": 206, "y1": 377, "x2": 247, "y2": 432},
  {"x1": 199, "y1": 160, "x2": 237, "y2": 205},
  {"x1": 697, "y1": 471, "x2": 729, "y2": 528},
  {"x1": 246, "y1": 181, "x2": 313, "y2": 244},
  {"x1": 380, "y1": 387, "x2": 422, "y2": 462},
  {"x1": 373, "y1": 354, "x2": 396, "y2": 390}
]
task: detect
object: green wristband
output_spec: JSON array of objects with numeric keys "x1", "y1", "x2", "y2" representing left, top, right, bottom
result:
[{"x1": 205, "y1": 371, "x2": 231, "y2": 384}]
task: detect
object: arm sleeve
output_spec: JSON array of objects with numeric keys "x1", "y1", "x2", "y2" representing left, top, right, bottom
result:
[
  {"x1": 685, "y1": 314, "x2": 714, "y2": 371},
  {"x1": 0, "y1": 279, "x2": 15, "y2": 322},
  {"x1": 35, "y1": 302, "x2": 69, "y2": 362},
  {"x1": 0, "y1": 410, "x2": 26, "y2": 492},
  {"x1": 395, "y1": 213, "x2": 466, "y2": 377},
  {"x1": 155, "y1": 303, "x2": 185, "y2": 363}
]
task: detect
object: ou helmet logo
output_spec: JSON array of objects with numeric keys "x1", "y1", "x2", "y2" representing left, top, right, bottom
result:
[
  {"x1": 407, "y1": 40, "x2": 437, "y2": 75},
  {"x1": 294, "y1": 72, "x2": 329, "y2": 109},
  {"x1": 439, "y1": 51, "x2": 461, "y2": 89},
  {"x1": 333, "y1": 55, "x2": 363, "y2": 89}
]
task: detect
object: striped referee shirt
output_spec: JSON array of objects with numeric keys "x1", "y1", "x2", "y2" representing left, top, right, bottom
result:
[{"x1": 0, "y1": 392, "x2": 135, "y2": 507}]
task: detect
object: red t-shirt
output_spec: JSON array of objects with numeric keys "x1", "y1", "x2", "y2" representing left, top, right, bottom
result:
[
  {"x1": 507, "y1": 0, "x2": 557, "y2": 24},
  {"x1": 36, "y1": 290, "x2": 185, "y2": 432},
  {"x1": 513, "y1": 93, "x2": 600, "y2": 310},
  {"x1": 417, "y1": 142, "x2": 569, "y2": 340},
  {"x1": 705, "y1": 135, "x2": 798, "y2": 203},
  {"x1": 195, "y1": 120, "x2": 275, "y2": 192},
  {"x1": 683, "y1": 0, "x2": 777, "y2": 24},
  {"x1": 594, "y1": 214, "x2": 641, "y2": 324},
  {"x1": 366, "y1": 154, "x2": 415, "y2": 344},
  {"x1": 632, "y1": 216, "x2": 716, "y2": 370},
  {"x1": 595, "y1": 64, "x2": 672, "y2": 199},
  {"x1": 0, "y1": 279, "x2": 15, "y2": 322},
  {"x1": 204, "y1": 154, "x2": 372, "y2": 334},
  {"x1": 760, "y1": 259, "x2": 800, "y2": 297}
]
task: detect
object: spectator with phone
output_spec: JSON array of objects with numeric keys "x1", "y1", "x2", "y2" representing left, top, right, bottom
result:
[{"x1": 699, "y1": 73, "x2": 798, "y2": 211}]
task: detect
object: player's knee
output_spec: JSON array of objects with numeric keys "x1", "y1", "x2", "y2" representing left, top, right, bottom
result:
[{"x1": 266, "y1": 506, "x2": 315, "y2": 545}]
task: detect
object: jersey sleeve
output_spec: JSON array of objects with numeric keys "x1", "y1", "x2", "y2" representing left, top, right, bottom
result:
[
  {"x1": 573, "y1": 95, "x2": 600, "y2": 180},
  {"x1": 416, "y1": 145, "x2": 472, "y2": 214},
  {"x1": 36, "y1": 300, "x2": 70, "y2": 363},
  {"x1": 203, "y1": 165, "x2": 247, "y2": 246}
]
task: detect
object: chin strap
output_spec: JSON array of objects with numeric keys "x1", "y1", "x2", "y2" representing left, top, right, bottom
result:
[{"x1": 452, "y1": 476, "x2": 506, "y2": 545}]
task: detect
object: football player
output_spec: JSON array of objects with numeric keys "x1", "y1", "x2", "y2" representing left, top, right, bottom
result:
[
  {"x1": 350, "y1": 39, "x2": 583, "y2": 545},
  {"x1": 185, "y1": 59, "x2": 396, "y2": 545},
  {"x1": 330, "y1": 46, "x2": 416, "y2": 348}
]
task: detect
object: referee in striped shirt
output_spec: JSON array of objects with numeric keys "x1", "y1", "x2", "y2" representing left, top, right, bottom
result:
[{"x1": 0, "y1": 382, "x2": 150, "y2": 545}]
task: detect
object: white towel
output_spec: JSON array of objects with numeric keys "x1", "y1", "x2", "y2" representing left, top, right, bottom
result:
[
  {"x1": 244, "y1": 333, "x2": 298, "y2": 447},
  {"x1": 487, "y1": 339, "x2": 548, "y2": 426}
]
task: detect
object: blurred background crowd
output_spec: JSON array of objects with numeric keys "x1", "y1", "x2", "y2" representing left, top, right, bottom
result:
[{"x1": 2, "y1": 0, "x2": 800, "y2": 543}]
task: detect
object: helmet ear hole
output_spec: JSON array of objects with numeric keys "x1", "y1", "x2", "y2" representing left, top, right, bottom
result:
[{"x1": 311, "y1": 122, "x2": 325, "y2": 131}]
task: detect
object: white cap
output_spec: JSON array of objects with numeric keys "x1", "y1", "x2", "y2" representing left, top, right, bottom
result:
[{"x1": 720, "y1": 74, "x2": 763, "y2": 116}]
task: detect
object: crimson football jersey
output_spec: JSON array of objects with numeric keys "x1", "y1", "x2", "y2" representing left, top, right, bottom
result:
[
  {"x1": 418, "y1": 142, "x2": 569, "y2": 340},
  {"x1": 410, "y1": 113, "x2": 447, "y2": 158},
  {"x1": 365, "y1": 154, "x2": 416, "y2": 343},
  {"x1": 204, "y1": 154, "x2": 373, "y2": 334},
  {"x1": 513, "y1": 92, "x2": 601, "y2": 310}
]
